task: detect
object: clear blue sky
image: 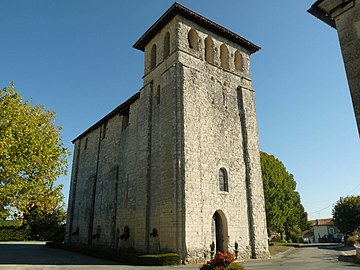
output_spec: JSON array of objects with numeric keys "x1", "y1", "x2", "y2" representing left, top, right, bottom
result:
[{"x1": 1, "y1": 1, "x2": 359, "y2": 220}]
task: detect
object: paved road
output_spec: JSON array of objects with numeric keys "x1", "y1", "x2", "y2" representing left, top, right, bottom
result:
[
  {"x1": 0, "y1": 242, "x2": 198, "y2": 270},
  {"x1": 244, "y1": 245, "x2": 358, "y2": 270},
  {"x1": 0, "y1": 242, "x2": 357, "y2": 270}
]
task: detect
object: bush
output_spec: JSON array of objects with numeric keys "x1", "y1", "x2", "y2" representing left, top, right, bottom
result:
[
  {"x1": 200, "y1": 252, "x2": 245, "y2": 270},
  {"x1": 289, "y1": 232, "x2": 298, "y2": 243},
  {"x1": 23, "y1": 204, "x2": 66, "y2": 241},
  {"x1": 270, "y1": 235, "x2": 282, "y2": 242},
  {"x1": 200, "y1": 262, "x2": 245, "y2": 270},
  {"x1": 270, "y1": 235, "x2": 289, "y2": 243},
  {"x1": 0, "y1": 223, "x2": 64, "y2": 242},
  {"x1": 345, "y1": 236, "x2": 359, "y2": 246},
  {"x1": 225, "y1": 263, "x2": 246, "y2": 270},
  {"x1": 0, "y1": 225, "x2": 29, "y2": 241},
  {"x1": 139, "y1": 253, "x2": 181, "y2": 266},
  {"x1": 41, "y1": 225, "x2": 65, "y2": 242},
  {"x1": 0, "y1": 220, "x2": 22, "y2": 227}
]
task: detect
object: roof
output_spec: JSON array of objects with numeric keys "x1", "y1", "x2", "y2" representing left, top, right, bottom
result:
[
  {"x1": 72, "y1": 92, "x2": 140, "y2": 143},
  {"x1": 310, "y1": 218, "x2": 336, "y2": 226},
  {"x1": 133, "y1": 2, "x2": 260, "y2": 54},
  {"x1": 307, "y1": 0, "x2": 353, "y2": 28},
  {"x1": 300, "y1": 230, "x2": 314, "y2": 238},
  {"x1": 73, "y1": 4, "x2": 260, "y2": 143}
]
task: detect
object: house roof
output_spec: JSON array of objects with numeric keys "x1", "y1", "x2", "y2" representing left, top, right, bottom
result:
[
  {"x1": 300, "y1": 230, "x2": 314, "y2": 238},
  {"x1": 72, "y1": 92, "x2": 140, "y2": 143},
  {"x1": 133, "y1": 2, "x2": 260, "y2": 54},
  {"x1": 310, "y1": 218, "x2": 336, "y2": 226}
]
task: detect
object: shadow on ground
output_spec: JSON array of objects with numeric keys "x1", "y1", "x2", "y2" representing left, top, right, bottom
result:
[
  {"x1": 0, "y1": 242, "x2": 119, "y2": 265},
  {"x1": 338, "y1": 254, "x2": 360, "y2": 265},
  {"x1": 315, "y1": 245, "x2": 360, "y2": 265},
  {"x1": 316, "y1": 245, "x2": 352, "y2": 250}
]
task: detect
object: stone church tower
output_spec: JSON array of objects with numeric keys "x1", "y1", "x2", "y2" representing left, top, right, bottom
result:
[{"x1": 65, "y1": 3, "x2": 269, "y2": 262}]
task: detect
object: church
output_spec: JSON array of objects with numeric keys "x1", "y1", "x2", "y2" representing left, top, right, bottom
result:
[{"x1": 65, "y1": 3, "x2": 269, "y2": 262}]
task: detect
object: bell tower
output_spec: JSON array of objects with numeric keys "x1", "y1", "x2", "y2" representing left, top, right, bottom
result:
[{"x1": 134, "y1": 3, "x2": 269, "y2": 261}]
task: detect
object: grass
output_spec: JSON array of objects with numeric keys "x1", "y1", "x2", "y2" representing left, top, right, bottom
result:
[
  {"x1": 268, "y1": 242, "x2": 300, "y2": 256},
  {"x1": 270, "y1": 242, "x2": 302, "y2": 247}
]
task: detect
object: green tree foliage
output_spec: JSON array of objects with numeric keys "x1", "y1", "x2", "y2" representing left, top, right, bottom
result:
[
  {"x1": 332, "y1": 195, "x2": 360, "y2": 234},
  {"x1": 24, "y1": 204, "x2": 66, "y2": 241},
  {"x1": 260, "y1": 152, "x2": 308, "y2": 240},
  {"x1": 0, "y1": 83, "x2": 69, "y2": 225}
]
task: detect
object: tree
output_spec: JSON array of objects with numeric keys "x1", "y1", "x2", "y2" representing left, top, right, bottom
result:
[
  {"x1": 333, "y1": 195, "x2": 360, "y2": 234},
  {"x1": 0, "y1": 83, "x2": 69, "y2": 223},
  {"x1": 260, "y1": 151, "x2": 308, "y2": 240},
  {"x1": 24, "y1": 202, "x2": 67, "y2": 241}
]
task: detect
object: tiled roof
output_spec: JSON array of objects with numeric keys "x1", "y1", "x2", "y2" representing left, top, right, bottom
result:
[
  {"x1": 310, "y1": 218, "x2": 336, "y2": 226},
  {"x1": 133, "y1": 2, "x2": 260, "y2": 54}
]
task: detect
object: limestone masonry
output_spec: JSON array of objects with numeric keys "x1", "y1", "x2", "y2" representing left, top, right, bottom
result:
[
  {"x1": 309, "y1": 0, "x2": 360, "y2": 136},
  {"x1": 65, "y1": 3, "x2": 270, "y2": 262}
]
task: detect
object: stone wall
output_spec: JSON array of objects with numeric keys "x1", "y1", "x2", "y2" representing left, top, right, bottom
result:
[
  {"x1": 66, "y1": 17, "x2": 184, "y2": 254},
  {"x1": 334, "y1": 0, "x2": 360, "y2": 135},
  {"x1": 65, "y1": 100, "x2": 144, "y2": 249},
  {"x1": 66, "y1": 7, "x2": 269, "y2": 263},
  {"x1": 174, "y1": 17, "x2": 269, "y2": 261}
]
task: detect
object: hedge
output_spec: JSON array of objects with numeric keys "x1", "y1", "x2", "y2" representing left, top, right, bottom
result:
[
  {"x1": 46, "y1": 242, "x2": 181, "y2": 265},
  {"x1": 0, "y1": 226, "x2": 29, "y2": 241},
  {"x1": 139, "y1": 253, "x2": 181, "y2": 266},
  {"x1": 28, "y1": 225, "x2": 65, "y2": 242},
  {"x1": 0, "y1": 220, "x2": 22, "y2": 227},
  {"x1": 0, "y1": 224, "x2": 64, "y2": 242}
]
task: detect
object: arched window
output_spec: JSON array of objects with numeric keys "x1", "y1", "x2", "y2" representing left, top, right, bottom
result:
[
  {"x1": 188, "y1": 29, "x2": 198, "y2": 51},
  {"x1": 219, "y1": 168, "x2": 228, "y2": 192},
  {"x1": 204, "y1": 36, "x2": 214, "y2": 64},
  {"x1": 220, "y1": 44, "x2": 229, "y2": 70},
  {"x1": 150, "y1": 44, "x2": 157, "y2": 69},
  {"x1": 163, "y1": 32, "x2": 170, "y2": 58},
  {"x1": 234, "y1": 51, "x2": 243, "y2": 71}
]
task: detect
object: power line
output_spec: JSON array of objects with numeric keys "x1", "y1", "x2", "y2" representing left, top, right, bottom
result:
[
  {"x1": 307, "y1": 182, "x2": 360, "y2": 216},
  {"x1": 308, "y1": 204, "x2": 334, "y2": 215}
]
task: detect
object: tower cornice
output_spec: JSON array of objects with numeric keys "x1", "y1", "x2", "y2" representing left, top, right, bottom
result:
[{"x1": 133, "y1": 2, "x2": 260, "y2": 54}]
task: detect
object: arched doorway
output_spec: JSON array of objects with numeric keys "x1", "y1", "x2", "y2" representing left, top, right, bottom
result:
[{"x1": 212, "y1": 210, "x2": 228, "y2": 253}]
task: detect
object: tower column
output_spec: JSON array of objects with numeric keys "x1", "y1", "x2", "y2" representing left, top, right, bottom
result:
[{"x1": 237, "y1": 84, "x2": 270, "y2": 258}]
